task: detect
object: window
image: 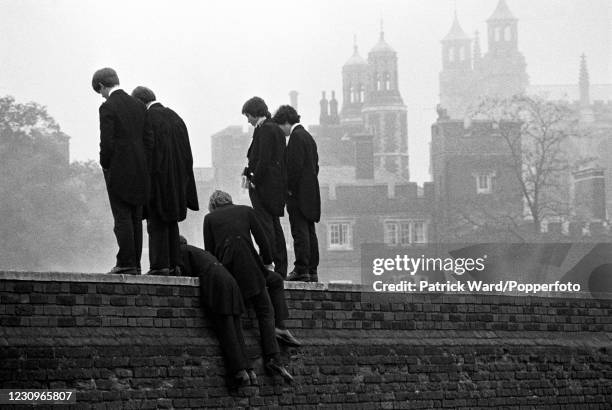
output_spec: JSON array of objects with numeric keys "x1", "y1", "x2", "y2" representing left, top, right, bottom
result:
[
  {"x1": 384, "y1": 220, "x2": 427, "y2": 246},
  {"x1": 504, "y1": 26, "x2": 511, "y2": 41},
  {"x1": 349, "y1": 85, "x2": 355, "y2": 103},
  {"x1": 459, "y1": 46, "x2": 465, "y2": 61},
  {"x1": 384, "y1": 72, "x2": 391, "y2": 90},
  {"x1": 328, "y1": 221, "x2": 353, "y2": 250},
  {"x1": 476, "y1": 172, "x2": 495, "y2": 194},
  {"x1": 448, "y1": 47, "x2": 455, "y2": 62},
  {"x1": 359, "y1": 85, "x2": 365, "y2": 102},
  {"x1": 494, "y1": 27, "x2": 501, "y2": 41}
]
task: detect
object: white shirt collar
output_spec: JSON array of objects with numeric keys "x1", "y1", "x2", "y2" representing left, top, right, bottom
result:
[
  {"x1": 255, "y1": 117, "x2": 266, "y2": 127},
  {"x1": 109, "y1": 86, "x2": 121, "y2": 96},
  {"x1": 146, "y1": 100, "x2": 159, "y2": 110},
  {"x1": 290, "y1": 123, "x2": 301, "y2": 134}
]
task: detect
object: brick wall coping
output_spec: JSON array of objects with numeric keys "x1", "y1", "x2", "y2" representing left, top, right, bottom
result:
[{"x1": 2, "y1": 271, "x2": 610, "y2": 300}]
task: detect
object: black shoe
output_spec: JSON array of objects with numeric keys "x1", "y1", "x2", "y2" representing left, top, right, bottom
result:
[
  {"x1": 232, "y1": 369, "x2": 250, "y2": 387},
  {"x1": 145, "y1": 268, "x2": 170, "y2": 276},
  {"x1": 265, "y1": 358, "x2": 293, "y2": 383},
  {"x1": 287, "y1": 270, "x2": 310, "y2": 282},
  {"x1": 108, "y1": 266, "x2": 138, "y2": 275},
  {"x1": 247, "y1": 369, "x2": 258, "y2": 385},
  {"x1": 275, "y1": 328, "x2": 302, "y2": 347},
  {"x1": 169, "y1": 266, "x2": 182, "y2": 276},
  {"x1": 308, "y1": 273, "x2": 319, "y2": 283}
]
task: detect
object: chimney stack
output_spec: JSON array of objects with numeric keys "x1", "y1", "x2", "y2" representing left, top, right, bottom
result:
[
  {"x1": 319, "y1": 91, "x2": 329, "y2": 125},
  {"x1": 289, "y1": 90, "x2": 298, "y2": 110}
]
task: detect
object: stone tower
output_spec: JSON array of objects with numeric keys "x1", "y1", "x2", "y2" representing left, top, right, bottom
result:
[
  {"x1": 340, "y1": 37, "x2": 369, "y2": 127},
  {"x1": 361, "y1": 24, "x2": 409, "y2": 179},
  {"x1": 476, "y1": 0, "x2": 528, "y2": 98},
  {"x1": 439, "y1": 12, "x2": 475, "y2": 119}
]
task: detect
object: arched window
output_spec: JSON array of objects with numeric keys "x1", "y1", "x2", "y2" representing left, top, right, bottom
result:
[
  {"x1": 349, "y1": 85, "x2": 355, "y2": 103},
  {"x1": 376, "y1": 73, "x2": 381, "y2": 91},
  {"x1": 448, "y1": 47, "x2": 455, "y2": 62},
  {"x1": 494, "y1": 27, "x2": 501, "y2": 42},
  {"x1": 384, "y1": 72, "x2": 391, "y2": 90},
  {"x1": 459, "y1": 46, "x2": 465, "y2": 61},
  {"x1": 504, "y1": 26, "x2": 511, "y2": 41},
  {"x1": 359, "y1": 85, "x2": 365, "y2": 102}
]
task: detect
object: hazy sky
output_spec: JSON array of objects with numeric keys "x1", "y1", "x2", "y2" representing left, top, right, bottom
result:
[{"x1": 1, "y1": 0, "x2": 610, "y2": 183}]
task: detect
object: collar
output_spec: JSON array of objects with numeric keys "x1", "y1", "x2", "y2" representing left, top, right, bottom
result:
[
  {"x1": 290, "y1": 123, "x2": 301, "y2": 134},
  {"x1": 146, "y1": 100, "x2": 159, "y2": 110},
  {"x1": 255, "y1": 117, "x2": 266, "y2": 128},
  {"x1": 109, "y1": 86, "x2": 121, "y2": 96}
]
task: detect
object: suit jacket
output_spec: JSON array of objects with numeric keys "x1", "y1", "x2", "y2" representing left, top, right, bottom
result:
[
  {"x1": 145, "y1": 103, "x2": 199, "y2": 222},
  {"x1": 287, "y1": 125, "x2": 321, "y2": 222},
  {"x1": 99, "y1": 90, "x2": 152, "y2": 205},
  {"x1": 244, "y1": 119, "x2": 287, "y2": 216},
  {"x1": 178, "y1": 243, "x2": 245, "y2": 315},
  {"x1": 203, "y1": 204, "x2": 272, "y2": 298}
]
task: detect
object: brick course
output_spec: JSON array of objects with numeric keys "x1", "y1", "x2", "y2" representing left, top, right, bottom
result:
[{"x1": 0, "y1": 272, "x2": 611, "y2": 409}]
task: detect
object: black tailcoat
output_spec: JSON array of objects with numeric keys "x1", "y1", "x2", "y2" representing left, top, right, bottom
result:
[
  {"x1": 99, "y1": 90, "x2": 152, "y2": 205},
  {"x1": 203, "y1": 204, "x2": 272, "y2": 299},
  {"x1": 179, "y1": 243, "x2": 245, "y2": 315},
  {"x1": 146, "y1": 103, "x2": 199, "y2": 221},
  {"x1": 244, "y1": 119, "x2": 287, "y2": 216},
  {"x1": 286, "y1": 125, "x2": 321, "y2": 222}
]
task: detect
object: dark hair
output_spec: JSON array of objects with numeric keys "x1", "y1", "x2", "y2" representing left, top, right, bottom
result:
[
  {"x1": 272, "y1": 105, "x2": 301, "y2": 125},
  {"x1": 91, "y1": 67, "x2": 120, "y2": 93},
  {"x1": 131, "y1": 86, "x2": 156, "y2": 104},
  {"x1": 241, "y1": 96, "x2": 271, "y2": 118}
]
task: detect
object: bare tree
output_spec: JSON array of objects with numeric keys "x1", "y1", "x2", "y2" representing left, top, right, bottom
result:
[{"x1": 466, "y1": 95, "x2": 586, "y2": 236}]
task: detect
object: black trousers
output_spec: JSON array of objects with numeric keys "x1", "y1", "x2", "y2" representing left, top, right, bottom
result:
[
  {"x1": 105, "y1": 174, "x2": 143, "y2": 268},
  {"x1": 147, "y1": 212, "x2": 179, "y2": 271},
  {"x1": 264, "y1": 269, "x2": 289, "y2": 328},
  {"x1": 287, "y1": 198, "x2": 319, "y2": 276},
  {"x1": 209, "y1": 313, "x2": 249, "y2": 374},
  {"x1": 247, "y1": 289, "x2": 279, "y2": 361},
  {"x1": 249, "y1": 188, "x2": 288, "y2": 278}
]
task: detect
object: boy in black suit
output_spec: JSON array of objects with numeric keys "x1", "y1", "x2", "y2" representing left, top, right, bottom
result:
[
  {"x1": 273, "y1": 105, "x2": 321, "y2": 283},
  {"x1": 241, "y1": 97, "x2": 288, "y2": 278},
  {"x1": 91, "y1": 68, "x2": 152, "y2": 275}
]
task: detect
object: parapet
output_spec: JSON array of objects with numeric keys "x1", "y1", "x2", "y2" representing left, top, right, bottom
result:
[{"x1": 1, "y1": 271, "x2": 611, "y2": 408}]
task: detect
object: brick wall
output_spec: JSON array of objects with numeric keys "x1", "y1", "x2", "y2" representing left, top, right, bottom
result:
[{"x1": 1, "y1": 271, "x2": 611, "y2": 409}]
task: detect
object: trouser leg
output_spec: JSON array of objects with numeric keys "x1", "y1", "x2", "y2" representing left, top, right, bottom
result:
[
  {"x1": 147, "y1": 213, "x2": 169, "y2": 270},
  {"x1": 308, "y1": 221, "x2": 319, "y2": 276},
  {"x1": 264, "y1": 269, "x2": 289, "y2": 328},
  {"x1": 168, "y1": 221, "x2": 180, "y2": 269},
  {"x1": 287, "y1": 198, "x2": 310, "y2": 275},
  {"x1": 248, "y1": 290, "x2": 279, "y2": 360},
  {"x1": 249, "y1": 189, "x2": 288, "y2": 278},
  {"x1": 210, "y1": 313, "x2": 249, "y2": 374}
]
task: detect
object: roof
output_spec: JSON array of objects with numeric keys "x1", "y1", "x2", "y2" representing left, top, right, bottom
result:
[
  {"x1": 344, "y1": 45, "x2": 368, "y2": 66},
  {"x1": 527, "y1": 84, "x2": 612, "y2": 103},
  {"x1": 370, "y1": 31, "x2": 395, "y2": 54},
  {"x1": 487, "y1": 0, "x2": 517, "y2": 21},
  {"x1": 318, "y1": 165, "x2": 410, "y2": 185},
  {"x1": 442, "y1": 13, "x2": 471, "y2": 42}
]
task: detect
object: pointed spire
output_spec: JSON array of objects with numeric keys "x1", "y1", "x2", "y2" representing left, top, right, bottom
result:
[
  {"x1": 488, "y1": 0, "x2": 517, "y2": 21},
  {"x1": 344, "y1": 35, "x2": 368, "y2": 66},
  {"x1": 371, "y1": 18, "x2": 395, "y2": 53},
  {"x1": 442, "y1": 10, "x2": 470, "y2": 42},
  {"x1": 579, "y1": 53, "x2": 590, "y2": 107}
]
